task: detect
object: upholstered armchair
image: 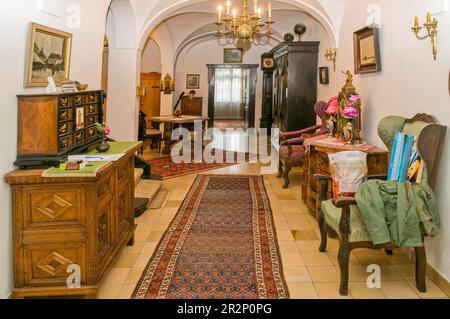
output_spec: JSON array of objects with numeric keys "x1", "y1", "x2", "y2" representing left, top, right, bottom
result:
[
  {"x1": 277, "y1": 101, "x2": 329, "y2": 188},
  {"x1": 315, "y1": 114, "x2": 446, "y2": 295}
]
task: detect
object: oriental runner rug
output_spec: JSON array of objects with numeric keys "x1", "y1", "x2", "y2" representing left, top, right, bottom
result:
[
  {"x1": 132, "y1": 175, "x2": 289, "y2": 299},
  {"x1": 147, "y1": 153, "x2": 250, "y2": 179}
]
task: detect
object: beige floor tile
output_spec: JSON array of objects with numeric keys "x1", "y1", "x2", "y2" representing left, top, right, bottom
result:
[
  {"x1": 393, "y1": 264, "x2": 422, "y2": 280},
  {"x1": 314, "y1": 282, "x2": 353, "y2": 299},
  {"x1": 283, "y1": 266, "x2": 312, "y2": 283},
  {"x1": 133, "y1": 254, "x2": 153, "y2": 268},
  {"x1": 112, "y1": 254, "x2": 139, "y2": 268},
  {"x1": 274, "y1": 220, "x2": 291, "y2": 231},
  {"x1": 135, "y1": 223, "x2": 155, "y2": 233},
  {"x1": 277, "y1": 194, "x2": 297, "y2": 201},
  {"x1": 296, "y1": 241, "x2": 321, "y2": 253},
  {"x1": 153, "y1": 221, "x2": 171, "y2": 231},
  {"x1": 116, "y1": 285, "x2": 136, "y2": 299},
  {"x1": 406, "y1": 280, "x2": 448, "y2": 299},
  {"x1": 98, "y1": 284, "x2": 122, "y2": 299},
  {"x1": 328, "y1": 253, "x2": 361, "y2": 266},
  {"x1": 349, "y1": 282, "x2": 386, "y2": 299},
  {"x1": 301, "y1": 252, "x2": 334, "y2": 266},
  {"x1": 102, "y1": 268, "x2": 131, "y2": 286},
  {"x1": 135, "y1": 231, "x2": 151, "y2": 243},
  {"x1": 141, "y1": 242, "x2": 158, "y2": 254},
  {"x1": 281, "y1": 205, "x2": 303, "y2": 213},
  {"x1": 124, "y1": 268, "x2": 146, "y2": 285},
  {"x1": 146, "y1": 231, "x2": 165, "y2": 242},
  {"x1": 353, "y1": 250, "x2": 391, "y2": 265},
  {"x1": 165, "y1": 200, "x2": 183, "y2": 208},
  {"x1": 277, "y1": 230, "x2": 295, "y2": 241},
  {"x1": 120, "y1": 242, "x2": 144, "y2": 255},
  {"x1": 281, "y1": 253, "x2": 305, "y2": 267},
  {"x1": 292, "y1": 230, "x2": 319, "y2": 241},
  {"x1": 279, "y1": 241, "x2": 300, "y2": 254},
  {"x1": 287, "y1": 283, "x2": 319, "y2": 299},
  {"x1": 307, "y1": 266, "x2": 340, "y2": 283},
  {"x1": 380, "y1": 281, "x2": 420, "y2": 299}
]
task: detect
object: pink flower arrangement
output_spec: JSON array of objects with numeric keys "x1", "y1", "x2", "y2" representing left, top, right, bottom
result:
[
  {"x1": 342, "y1": 106, "x2": 359, "y2": 119},
  {"x1": 104, "y1": 126, "x2": 111, "y2": 136},
  {"x1": 349, "y1": 94, "x2": 361, "y2": 103},
  {"x1": 326, "y1": 96, "x2": 339, "y2": 115}
]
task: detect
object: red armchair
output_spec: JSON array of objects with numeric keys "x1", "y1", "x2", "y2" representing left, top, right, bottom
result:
[{"x1": 277, "y1": 101, "x2": 329, "y2": 188}]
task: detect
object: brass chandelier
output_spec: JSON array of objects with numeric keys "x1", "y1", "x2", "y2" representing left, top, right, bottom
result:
[{"x1": 216, "y1": 0, "x2": 274, "y2": 40}]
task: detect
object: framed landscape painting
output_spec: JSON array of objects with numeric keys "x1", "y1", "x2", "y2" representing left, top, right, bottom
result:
[
  {"x1": 24, "y1": 22, "x2": 72, "y2": 87},
  {"x1": 224, "y1": 48, "x2": 243, "y2": 64},
  {"x1": 353, "y1": 26, "x2": 381, "y2": 74}
]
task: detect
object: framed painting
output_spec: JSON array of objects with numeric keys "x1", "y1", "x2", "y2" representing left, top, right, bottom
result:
[
  {"x1": 224, "y1": 48, "x2": 243, "y2": 64},
  {"x1": 319, "y1": 67, "x2": 329, "y2": 84},
  {"x1": 353, "y1": 26, "x2": 381, "y2": 74},
  {"x1": 24, "y1": 22, "x2": 73, "y2": 87},
  {"x1": 186, "y1": 74, "x2": 200, "y2": 89}
]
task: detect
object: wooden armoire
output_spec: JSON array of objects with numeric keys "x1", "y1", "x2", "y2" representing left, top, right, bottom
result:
[{"x1": 261, "y1": 42, "x2": 320, "y2": 133}]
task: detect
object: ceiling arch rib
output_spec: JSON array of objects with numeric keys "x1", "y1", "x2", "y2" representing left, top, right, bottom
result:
[{"x1": 137, "y1": 0, "x2": 338, "y2": 51}]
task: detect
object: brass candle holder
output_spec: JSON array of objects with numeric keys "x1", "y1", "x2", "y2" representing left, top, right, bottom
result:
[
  {"x1": 411, "y1": 13, "x2": 438, "y2": 60},
  {"x1": 324, "y1": 48, "x2": 337, "y2": 72}
]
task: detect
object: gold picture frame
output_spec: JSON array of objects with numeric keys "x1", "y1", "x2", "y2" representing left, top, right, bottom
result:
[
  {"x1": 353, "y1": 26, "x2": 381, "y2": 74},
  {"x1": 24, "y1": 22, "x2": 73, "y2": 87},
  {"x1": 224, "y1": 48, "x2": 243, "y2": 64}
]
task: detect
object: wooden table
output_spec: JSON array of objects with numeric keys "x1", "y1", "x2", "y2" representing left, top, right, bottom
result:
[
  {"x1": 5, "y1": 142, "x2": 142, "y2": 299},
  {"x1": 301, "y1": 140, "x2": 389, "y2": 219},
  {"x1": 150, "y1": 115, "x2": 209, "y2": 155}
]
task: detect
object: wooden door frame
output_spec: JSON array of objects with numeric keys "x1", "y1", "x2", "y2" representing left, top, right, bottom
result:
[
  {"x1": 140, "y1": 72, "x2": 161, "y2": 125},
  {"x1": 207, "y1": 64, "x2": 259, "y2": 128}
]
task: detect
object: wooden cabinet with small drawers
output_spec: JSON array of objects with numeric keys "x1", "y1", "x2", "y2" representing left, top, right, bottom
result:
[
  {"x1": 301, "y1": 144, "x2": 389, "y2": 219},
  {"x1": 5, "y1": 142, "x2": 142, "y2": 299},
  {"x1": 15, "y1": 91, "x2": 104, "y2": 168}
]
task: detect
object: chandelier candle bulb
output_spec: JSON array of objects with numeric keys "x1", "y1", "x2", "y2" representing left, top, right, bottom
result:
[
  {"x1": 414, "y1": 16, "x2": 419, "y2": 28},
  {"x1": 254, "y1": 0, "x2": 258, "y2": 13},
  {"x1": 268, "y1": 2, "x2": 272, "y2": 19},
  {"x1": 427, "y1": 12, "x2": 431, "y2": 24},
  {"x1": 257, "y1": 8, "x2": 262, "y2": 19},
  {"x1": 218, "y1": 5, "x2": 223, "y2": 20},
  {"x1": 227, "y1": 0, "x2": 231, "y2": 16}
]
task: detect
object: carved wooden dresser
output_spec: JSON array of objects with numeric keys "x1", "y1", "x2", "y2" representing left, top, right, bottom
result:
[
  {"x1": 302, "y1": 143, "x2": 388, "y2": 219},
  {"x1": 5, "y1": 142, "x2": 142, "y2": 299}
]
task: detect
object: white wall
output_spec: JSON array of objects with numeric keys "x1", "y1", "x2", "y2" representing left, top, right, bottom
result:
[
  {"x1": 141, "y1": 39, "x2": 162, "y2": 73},
  {"x1": 318, "y1": 0, "x2": 450, "y2": 281},
  {"x1": 0, "y1": 0, "x2": 110, "y2": 299}
]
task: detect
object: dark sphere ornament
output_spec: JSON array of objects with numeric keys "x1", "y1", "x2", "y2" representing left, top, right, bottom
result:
[
  {"x1": 294, "y1": 23, "x2": 307, "y2": 40},
  {"x1": 284, "y1": 33, "x2": 294, "y2": 42}
]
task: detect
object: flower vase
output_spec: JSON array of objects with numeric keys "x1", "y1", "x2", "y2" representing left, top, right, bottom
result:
[{"x1": 96, "y1": 136, "x2": 110, "y2": 153}]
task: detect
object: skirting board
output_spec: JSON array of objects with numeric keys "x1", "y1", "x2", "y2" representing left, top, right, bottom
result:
[{"x1": 427, "y1": 263, "x2": 450, "y2": 297}]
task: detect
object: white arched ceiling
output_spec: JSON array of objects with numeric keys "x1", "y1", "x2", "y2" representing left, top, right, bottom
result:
[
  {"x1": 108, "y1": 0, "x2": 137, "y2": 49},
  {"x1": 137, "y1": 0, "x2": 339, "y2": 51}
]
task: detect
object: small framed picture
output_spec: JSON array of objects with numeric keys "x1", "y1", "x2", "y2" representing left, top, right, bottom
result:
[
  {"x1": 24, "y1": 22, "x2": 73, "y2": 87},
  {"x1": 319, "y1": 67, "x2": 329, "y2": 84},
  {"x1": 353, "y1": 26, "x2": 381, "y2": 74},
  {"x1": 75, "y1": 107, "x2": 85, "y2": 131},
  {"x1": 186, "y1": 74, "x2": 200, "y2": 89},
  {"x1": 224, "y1": 48, "x2": 243, "y2": 64}
]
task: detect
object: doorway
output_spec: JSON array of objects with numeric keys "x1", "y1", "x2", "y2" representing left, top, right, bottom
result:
[
  {"x1": 207, "y1": 64, "x2": 258, "y2": 129},
  {"x1": 140, "y1": 72, "x2": 161, "y2": 127}
]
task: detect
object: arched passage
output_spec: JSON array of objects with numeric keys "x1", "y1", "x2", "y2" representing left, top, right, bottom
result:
[{"x1": 105, "y1": 0, "x2": 140, "y2": 140}]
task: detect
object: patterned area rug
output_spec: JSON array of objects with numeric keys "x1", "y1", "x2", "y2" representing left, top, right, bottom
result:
[
  {"x1": 132, "y1": 175, "x2": 289, "y2": 299},
  {"x1": 147, "y1": 153, "x2": 249, "y2": 179}
]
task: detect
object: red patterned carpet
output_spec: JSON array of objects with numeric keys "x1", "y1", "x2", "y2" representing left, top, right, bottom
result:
[
  {"x1": 132, "y1": 175, "x2": 289, "y2": 299},
  {"x1": 147, "y1": 153, "x2": 249, "y2": 179}
]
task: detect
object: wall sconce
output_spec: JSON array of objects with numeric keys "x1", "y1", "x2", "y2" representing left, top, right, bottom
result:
[
  {"x1": 324, "y1": 48, "x2": 337, "y2": 72},
  {"x1": 161, "y1": 73, "x2": 175, "y2": 95},
  {"x1": 411, "y1": 12, "x2": 438, "y2": 60},
  {"x1": 136, "y1": 86, "x2": 146, "y2": 97}
]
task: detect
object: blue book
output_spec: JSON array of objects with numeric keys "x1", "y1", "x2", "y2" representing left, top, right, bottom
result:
[
  {"x1": 398, "y1": 134, "x2": 415, "y2": 182},
  {"x1": 388, "y1": 131, "x2": 405, "y2": 181}
]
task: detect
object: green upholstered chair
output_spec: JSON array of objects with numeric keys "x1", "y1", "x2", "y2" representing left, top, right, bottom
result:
[{"x1": 316, "y1": 114, "x2": 446, "y2": 296}]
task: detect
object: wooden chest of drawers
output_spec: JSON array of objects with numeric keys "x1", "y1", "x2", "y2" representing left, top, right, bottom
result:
[
  {"x1": 302, "y1": 144, "x2": 388, "y2": 219},
  {"x1": 5, "y1": 142, "x2": 142, "y2": 299},
  {"x1": 15, "y1": 91, "x2": 104, "y2": 168}
]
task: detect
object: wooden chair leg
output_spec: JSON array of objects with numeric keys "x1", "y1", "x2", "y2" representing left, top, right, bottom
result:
[
  {"x1": 318, "y1": 212, "x2": 328, "y2": 252},
  {"x1": 277, "y1": 161, "x2": 283, "y2": 178},
  {"x1": 282, "y1": 166, "x2": 292, "y2": 189},
  {"x1": 414, "y1": 246, "x2": 427, "y2": 293},
  {"x1": 338, "y1": 245, "x2": 351, "y2": 296}
]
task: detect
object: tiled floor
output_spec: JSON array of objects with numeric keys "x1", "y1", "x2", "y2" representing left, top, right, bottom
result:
[{"x1": 98, "y1": 150, "x2": 449, "y2": 299}]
